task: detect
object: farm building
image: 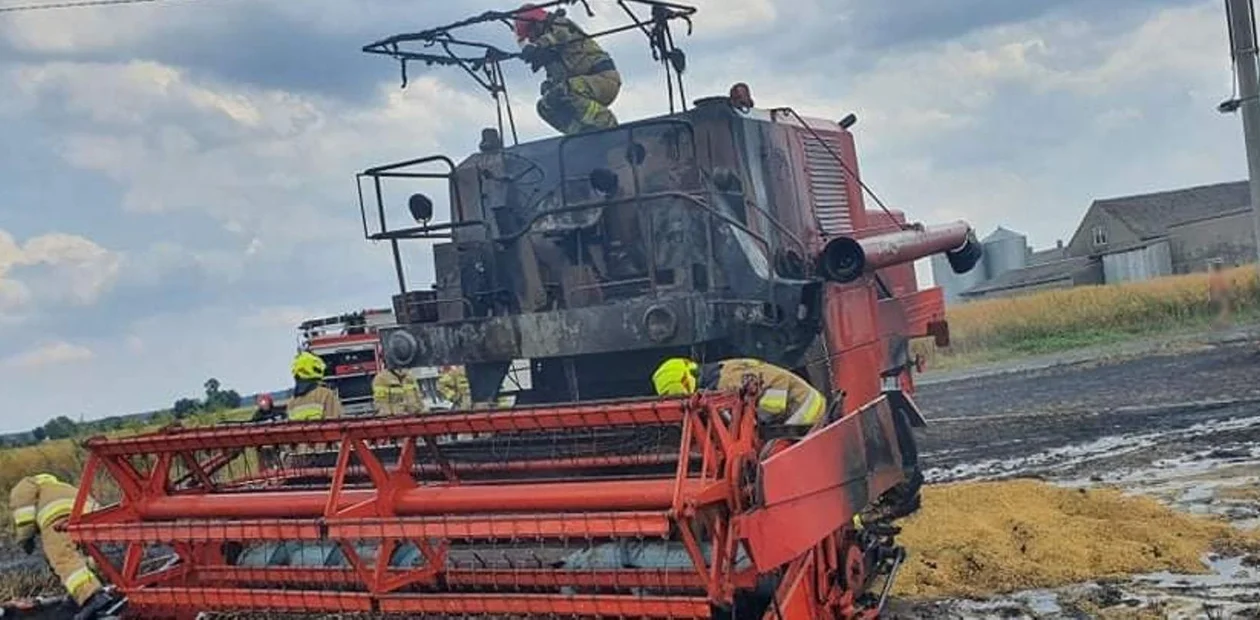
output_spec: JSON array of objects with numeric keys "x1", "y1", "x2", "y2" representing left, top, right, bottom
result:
[
  {"x1": 934, "y1": 180, "x2": 1257, "y2": 303},
  {"x1": 930, "y1": 227, "x2": 1071, "y2": 304}
]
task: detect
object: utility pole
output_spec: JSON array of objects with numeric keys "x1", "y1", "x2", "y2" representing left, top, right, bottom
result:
[{"x1": 1223, "y1": 0, "x2": 1260, "y2": 270}]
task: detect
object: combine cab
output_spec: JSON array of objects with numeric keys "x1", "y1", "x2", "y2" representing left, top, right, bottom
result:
[{"x1": 64, "y1": 2, "x2": 981, "y2": 618}]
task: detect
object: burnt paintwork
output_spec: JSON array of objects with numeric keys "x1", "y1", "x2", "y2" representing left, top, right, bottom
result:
[{"x1": 378, "y1": 98, "x2": 852, "y2": 403}]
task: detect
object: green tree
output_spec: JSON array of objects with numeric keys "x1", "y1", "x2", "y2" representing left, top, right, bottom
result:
[
  {"x1": 217, "y1": 389, "x2": 242, "y2": 409},
  {"x1": 204, "y1": 378, "x2": 222, "y2": 400},
  {"x1": 31, "y1": 427, "x2": 47, "y2": 443},
  {"x1": 43, "y1": 416, "x2": 78, "y2": 440},
  {"x1": 172, "y1": 398, "x2": 200, "y2": 419}
]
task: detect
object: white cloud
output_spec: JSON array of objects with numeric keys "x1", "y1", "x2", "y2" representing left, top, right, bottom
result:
[
  {"x1": 240, "y1": 305, "x2": 319, "y2": 330},
  {"x1": 0, "y1": 229, "x2": 121, "y2": 318},
  {"x1": 583, "y1": 0, "x2": 777, "y2": 42},
  {"x1": 8, "y1": 61, "x2": 487, "y2": 271},
  {"x1": 3, "y1": 341, "x2": 95, "y2": 370}
]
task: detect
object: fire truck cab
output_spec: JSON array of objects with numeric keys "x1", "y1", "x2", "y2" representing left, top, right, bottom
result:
[{"x1": 298, "y1": 308, "x2": 407, "y2": 416}]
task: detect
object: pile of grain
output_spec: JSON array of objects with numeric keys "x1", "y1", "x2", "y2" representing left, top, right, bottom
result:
[{"x1": 893, "y1": 479, "x2": 1260, "y2": 598}]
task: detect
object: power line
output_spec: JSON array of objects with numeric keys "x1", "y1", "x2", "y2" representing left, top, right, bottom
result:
[{"x1": 0, "y1": 0, "x2": 186, "y2": 14}]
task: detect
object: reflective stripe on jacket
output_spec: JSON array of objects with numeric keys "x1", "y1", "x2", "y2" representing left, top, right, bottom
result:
[
  {"x1": 286, "y1": 384, "x2": 344, "y2": 421},
  {"x1": 8, "y1": 475, "x2": 95, "y2": 542},
  {"x1": 437, "y1": 370, "x2": 472, "y2": 409},
  {"x1": 704, "y1": 358, "x2": 826, "y2": 426},
  {"x1": 372, "y1": 369, "x2": 426, "y2": 415}
]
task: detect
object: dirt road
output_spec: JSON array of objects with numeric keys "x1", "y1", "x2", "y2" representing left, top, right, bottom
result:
[{"x1": 892, "y1": 336, "x2": 1260, "y2": 618}]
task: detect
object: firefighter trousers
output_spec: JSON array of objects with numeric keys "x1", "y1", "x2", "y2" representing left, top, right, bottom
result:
[
  {"x1": 537, "y1": 70, "x2": 621, "y2": 135},
  {"x1": 42, "y1": 527, "x2": 103, "y2": 606}
]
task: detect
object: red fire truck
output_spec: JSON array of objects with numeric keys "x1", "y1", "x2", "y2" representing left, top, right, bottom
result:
[
  {"x1": 297, "y1": 308, "x2": 397, "y2": 416},
  {"x1": 298, "y1": 308, "x2": 532, "y2": 414}
]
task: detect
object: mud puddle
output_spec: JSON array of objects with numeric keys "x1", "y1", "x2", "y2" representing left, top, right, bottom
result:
[
  {"x1": 891, "y1": 555, "x2": 1260, "y2": 619},
  {"x1": 897, "y1": 343, "x2": 1260, "y2": 618}
]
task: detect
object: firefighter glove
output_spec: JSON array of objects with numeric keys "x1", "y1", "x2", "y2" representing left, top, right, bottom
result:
[{"x1": 519, "y1": 44, "x2": 555, "y2": 72}]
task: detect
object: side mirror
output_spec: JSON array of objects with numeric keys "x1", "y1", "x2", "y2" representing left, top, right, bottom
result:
[
  {"x1": 408, "y1": 193, "x2": 434, "y2": 223},
  {"x1": 838, "y1": 114, "x2": 857, "y2": 130}
]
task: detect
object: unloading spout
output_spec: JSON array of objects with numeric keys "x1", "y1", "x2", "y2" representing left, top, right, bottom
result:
[{"x1": 817, "y1": 221, "x2": 982, "y2": 284}]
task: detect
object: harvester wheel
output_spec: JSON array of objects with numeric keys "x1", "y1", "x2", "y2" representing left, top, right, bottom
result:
[{"x1": 826, "y1": 538, "x2": 872, "y2": 618}]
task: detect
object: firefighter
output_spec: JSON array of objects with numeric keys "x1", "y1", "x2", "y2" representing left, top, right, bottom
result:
[
  {"x1": 514, "y1": 3, "x2": 621, "y2": 135},
  {"x1": 250, "y1": 393, "x2": 285, "y2": 423},
  {"x1": 372, "y1": 366, "x2": 426, "y2": 416},
  {"x1": 285, "y1": 351, "x2": 344, "y2": 421},
  {"x1": 250, "y1": 393, "x2": 286, "y2": 469},
  {"x1": 8, "y1": 474, "x2": 126, "y2": 619},
  {"x1": 437, "y1": 365, "x2": 472, "y2": 410},
  {"x1": 651, "y1": 357, "x2": 826, "y2": 427}
]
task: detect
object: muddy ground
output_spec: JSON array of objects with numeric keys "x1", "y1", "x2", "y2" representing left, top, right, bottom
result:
[{"x1": 889, "y1": 335, "x2": 1260, "y2": 619}]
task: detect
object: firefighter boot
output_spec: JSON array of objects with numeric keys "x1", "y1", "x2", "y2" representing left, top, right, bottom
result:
[{"x1": 72, "y1": 588, "x2": 127, "y2": 620}]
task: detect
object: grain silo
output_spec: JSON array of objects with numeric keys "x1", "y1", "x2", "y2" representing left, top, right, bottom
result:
[
  {"x1": 930, "y1": 251, "x2": 988, "y2": 305},
  {"x1": 981, "y1": 227, "x2": 1028, "y2": 279}
]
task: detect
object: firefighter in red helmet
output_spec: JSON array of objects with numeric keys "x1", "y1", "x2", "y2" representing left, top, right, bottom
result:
[
  {"x1": 250, "y1": 392, "x2": 285, "y2": 423},
  {"x1": 513, "y1": 3, "x2": 621, "y2": 135}
]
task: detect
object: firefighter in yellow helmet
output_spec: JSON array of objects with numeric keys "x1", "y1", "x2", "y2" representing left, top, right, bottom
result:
[
  {"x1": 514, "y1": 3, "x2": 621, "y2": 135},
  {"x1": 652, "y1": 357, "x2": 826, "y2": 426},
  {"x1": 8, "y1": 474, "x2": 126, "y2": 618},
  {"x1": 436, "y1": 365, "x2": 472, "y2": 410},
  {"x1": 372, "y1": 365, "x2": 427, "y2": 416},
  {"x1": 285, "y1": 351, "x2": 344, "y2": 422}
]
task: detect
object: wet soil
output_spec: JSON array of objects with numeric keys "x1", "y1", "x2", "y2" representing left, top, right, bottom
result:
[{"x1": 891, "y1": 337, "x2": 1260, "y2": 618}]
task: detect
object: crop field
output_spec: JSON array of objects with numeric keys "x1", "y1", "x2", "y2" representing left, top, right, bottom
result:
[{"x1": 917, "y1": 266, "x2": 1260, "y2": 369}]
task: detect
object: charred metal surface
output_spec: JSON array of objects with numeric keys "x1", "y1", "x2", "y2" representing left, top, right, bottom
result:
[
  {"x1": 361, "y1": 95, "x2": 967, "y2": 403},
  {"x1": 381, "y1": 290, "x2": 816, "y2": 368},
  {"x1": 364, "y1": 103, "x2": 845, "y2": 402}
]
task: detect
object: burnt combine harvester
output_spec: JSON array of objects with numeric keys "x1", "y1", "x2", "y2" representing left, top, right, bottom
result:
[{"x1": 64, "y1": 2, "x2": 981, "y2": 619}]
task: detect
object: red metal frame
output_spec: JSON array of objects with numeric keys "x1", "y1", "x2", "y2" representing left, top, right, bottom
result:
[
  {"x1": 69, "y1": 380, "x2": 914, "y2": 619},
  {"x1": 67, "y1": 392, "x2": 759, "y2": 617}
]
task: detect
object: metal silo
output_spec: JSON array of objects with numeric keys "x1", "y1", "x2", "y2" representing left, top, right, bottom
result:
[
  {"x1": 981, "y1": 227, "x2": 1028, "y2": 279},
  {"x1": 930, "y1": 251, "x2": 988, "y2": 305}
]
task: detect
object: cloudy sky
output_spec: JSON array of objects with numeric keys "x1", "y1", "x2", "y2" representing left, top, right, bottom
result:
[{"x1": 0, "y1": 0, "x2": 1246, "y2": 431}]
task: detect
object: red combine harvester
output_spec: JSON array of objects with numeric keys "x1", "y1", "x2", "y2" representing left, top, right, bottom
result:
[{"x1": 63, "y1": 2, "x2": 982, "y2": 618}]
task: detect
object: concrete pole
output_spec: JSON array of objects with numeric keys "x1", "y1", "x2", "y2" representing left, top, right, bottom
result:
[{"x1": 1225, "y1": 0, "x2": 1260, "y2": 269}]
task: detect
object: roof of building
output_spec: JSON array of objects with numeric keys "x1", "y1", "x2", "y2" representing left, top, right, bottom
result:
[
  {"x1": 982, "y1": 226, "x2": 1026, "y2": 243},
  {"x1": 1028, "y1": 246, "x2": 1066, "y2": 266},
  {"x1": 1092, "y1": 180, "x2": 1250, "y2": 240},
  {"x1": 961, "y1": 256, "x2": 1095, "y2": 297}
]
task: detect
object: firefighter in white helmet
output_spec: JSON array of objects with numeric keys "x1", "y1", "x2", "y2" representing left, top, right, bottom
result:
[{"x1": 8, "y1": 474, "x2": 126, "y2": 618}]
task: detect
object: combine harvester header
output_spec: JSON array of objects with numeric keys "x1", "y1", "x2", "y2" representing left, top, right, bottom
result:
[{"x1": 63, "y1": 1, "x2": 982, "y2": 618}]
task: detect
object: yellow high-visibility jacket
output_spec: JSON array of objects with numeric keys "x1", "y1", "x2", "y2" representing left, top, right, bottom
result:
[
  {"x1": 9, "y1": 474, "x2": 83, "y2": 542},
  {"x1": 8, "y1": 474, "x2": 103, "y2": 605},
  {"x1": 372, "y1": 368, "x2": 426, "y2": 416},
  {"x1": 702, "y1": 358, "x2": 826, "y2": 426},
  {"x1": 437, "y1": 369, "x2": 472, "y2": 409},
  {"x1": 286, "y1": 383, "x2": 344, "y2": 421}
]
